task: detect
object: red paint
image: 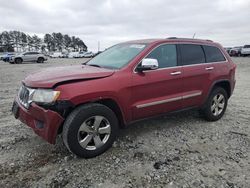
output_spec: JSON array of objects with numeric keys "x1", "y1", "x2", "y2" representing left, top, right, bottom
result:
[
  {"x1": 16, "y1": 98, "x2": 63, "y2": 144},
  {"x1": 14, "y1": 38, "x2": 236, "y2": 144}
]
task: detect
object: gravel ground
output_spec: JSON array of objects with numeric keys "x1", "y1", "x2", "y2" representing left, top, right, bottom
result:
[{"x1": 0, "y1": 57, "x2": 249, "y2": 188}]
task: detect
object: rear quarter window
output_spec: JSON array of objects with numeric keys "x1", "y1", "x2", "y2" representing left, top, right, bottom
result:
[
  {"x1": 203, "y1": 45, "x2": 226, "y2": 63},
  {"x1": 179, "y1": 44, "x2": 205, "y2": 65}
]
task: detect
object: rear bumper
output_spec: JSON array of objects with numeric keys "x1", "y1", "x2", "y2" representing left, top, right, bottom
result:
[{"x1": 13, "y1": 98, "x2": 64, "y2": 144}]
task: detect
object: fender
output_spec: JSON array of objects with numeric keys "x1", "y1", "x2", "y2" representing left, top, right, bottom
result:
[
  {"x1": 70, "y1": 94, "x2": 129, "y2": 124},
  {"x1": 203, "y1": 79, "x2": 231, "y2": 106}
]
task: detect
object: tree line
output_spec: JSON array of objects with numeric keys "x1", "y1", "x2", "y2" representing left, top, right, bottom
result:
[{"x1": 0, "y1": 30, "x2": 87, "y2": 52}]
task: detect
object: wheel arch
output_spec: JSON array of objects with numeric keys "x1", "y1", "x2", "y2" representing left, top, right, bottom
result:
[
  {"x1": 207, "y1": 79, "x2": 231, "y2": 100},
  {"x1": 57, "y1": 97, "x2": 126, "y2": 135},
  {"x1": 15, "y1": 57, "x2": 23, "y2": 62},
  {"x1": 38, "y1": 56, "x2": 45, "y2": 60}
]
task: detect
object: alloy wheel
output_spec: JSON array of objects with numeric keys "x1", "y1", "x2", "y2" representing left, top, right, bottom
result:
[
  {"x1": 211, "y1": 94, "x2": 225, "y2": 116},
  {"x1": 77, "y1": 116, "x2": 111, "y2": 150}
]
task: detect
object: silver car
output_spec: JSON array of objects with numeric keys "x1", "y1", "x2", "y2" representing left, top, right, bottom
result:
[{"x1": 10, "y1": 52, "x2": 47, "y2": 64}]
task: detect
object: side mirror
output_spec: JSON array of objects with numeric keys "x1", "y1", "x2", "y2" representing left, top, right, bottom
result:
[{"x1": 136, "y1": 58, "x2": 159, "y2": 72}]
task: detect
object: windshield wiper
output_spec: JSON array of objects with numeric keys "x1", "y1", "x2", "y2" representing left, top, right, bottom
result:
[{"x1": 87, "y1": 64, "x2": 102, "y2": 68}]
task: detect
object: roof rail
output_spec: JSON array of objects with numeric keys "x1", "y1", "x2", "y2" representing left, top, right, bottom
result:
[{"x1": 167, "y1": 37, "x2": 213, "y2": 42}]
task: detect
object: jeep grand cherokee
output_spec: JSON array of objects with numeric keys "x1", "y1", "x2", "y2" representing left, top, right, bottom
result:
[{"x1": 12, "y1": 38, "x2": 236, "y2": 158}]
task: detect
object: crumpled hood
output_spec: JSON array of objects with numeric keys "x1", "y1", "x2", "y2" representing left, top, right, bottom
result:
[{"x1": 23, "y1": 65, "x2": 115, "y2": 88}]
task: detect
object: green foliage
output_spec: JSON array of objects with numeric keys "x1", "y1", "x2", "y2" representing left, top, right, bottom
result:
[{"x1": 0, "y1": 30, "x2": 87, "y2": 52}]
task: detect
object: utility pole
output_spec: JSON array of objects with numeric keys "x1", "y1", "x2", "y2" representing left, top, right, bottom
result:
[{"x1": 98, "y1": 41, "x2": 100, "y2": 52}]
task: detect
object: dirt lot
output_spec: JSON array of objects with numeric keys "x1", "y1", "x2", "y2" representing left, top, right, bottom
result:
[{"x1": 0, "y1": 57, "x2": 249, "y2": 188}]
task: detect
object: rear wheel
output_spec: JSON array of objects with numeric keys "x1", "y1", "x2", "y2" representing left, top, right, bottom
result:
[
  {"x1": 201, "y1": 87, "x2": 228, "y2": 121},
  {"x1": 62, "y1": 103, "x2": 119, "y2": 158},
  {"x1": 37, "y1": 57, "x2": 44, "y2": 63}
]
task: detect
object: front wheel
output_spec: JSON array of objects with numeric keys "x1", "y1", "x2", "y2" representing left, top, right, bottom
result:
[
  {"x1": 15, "y1": 58, "x2": 22, "y2": 64},
  {"x1": 62, "y1": 103, "x2": 119, "y2": 158},
  {"x1": 201, "y1": 87, "x2": 228, "y2": 121}
]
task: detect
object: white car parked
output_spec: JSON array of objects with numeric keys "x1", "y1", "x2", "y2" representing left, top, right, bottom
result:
[
  {"x1": 50, "y1": 52, "x2": 63, "y2": 58},
  {"x1": 77, "y1": 51, "x2": 87, "y2": 58},
  {"x1": 241, "y1": 45, "x2": 250, "y2": 56},
  {"x1": 83, "y1": 51, "x2": 94, "y2": 58},
  {"x1": 68, "y1": 52, "x2": 79, "y2": 58},
  {"x1": 9, "y1": 52, "x2": 47, "y2": 64}
]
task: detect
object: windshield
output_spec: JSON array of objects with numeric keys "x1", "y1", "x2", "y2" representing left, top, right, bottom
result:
[{"x1": 86, "y1": 43, "x2": 146, "y2": 69}]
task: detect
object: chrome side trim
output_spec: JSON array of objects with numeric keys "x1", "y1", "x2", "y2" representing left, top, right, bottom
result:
[
  {"x1": 182, "y1": 92, "x2": 202, "y2": 99},
  {"x1": 136, "y1": 96, "x2": 182, "y2": 109},
  {"x1": 136, "y1": 92, "x2": 202, "y2": 108}
]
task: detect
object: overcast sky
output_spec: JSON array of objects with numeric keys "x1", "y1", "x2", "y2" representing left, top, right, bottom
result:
[{"x1": 1, "y1": 0, "x2": 250, "y2": 51}]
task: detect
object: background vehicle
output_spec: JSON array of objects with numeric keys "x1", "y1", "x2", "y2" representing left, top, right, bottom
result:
[
  {"x1": 0, "y1": 53, "x2": 5, "y2": 61},
  {"x1": 229, "y1": 47, "x2": 242, "y2": 56},
  {"x1": 2, "y1": 53, "x2": 15, "y2": 62},
  {"x1": 61, "y1": 52, "x2": 69, "y2": 58},
  {"x1": 241, "y1": 45, "x2": 250, "y2": 56},
  {"x1": 10, "y1": 52, "x2": 47, "y2": 64},
  {"x1": 83, "y1": 51, "x2": 94, "y2": 58},
  {"x1": 12, "y1": 38, "x2": 236, "y2": 158},
  {"x1": 50, "y1": 52, "x2": 63, "y2": 58},
  {"x1": 68, "y1": 52, "x2": 79, "y2": 58},
  {"x1": 224, "y1": 47, "x2": 232, "y2": 54},
  {"x1": 74, "y1": 51, "x2": 87, "y2": 58}
]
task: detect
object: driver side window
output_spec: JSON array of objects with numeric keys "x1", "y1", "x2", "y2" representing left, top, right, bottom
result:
[{"x1": 146, "y1": 44, "x2": 177, "y2": 68}]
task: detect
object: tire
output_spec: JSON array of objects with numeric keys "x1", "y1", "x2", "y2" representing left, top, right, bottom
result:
[
  {"x1": 62, "y1": 103, "x2": 119, "y2": 158},
  {"x1": 201, "y1": 87, "x2": 228, "y2": 121},
  {"x1": 37, "y1": 57, "x2": 44, "y2": 63},
  {"x1": 15, "y1": 58, "x2": 22, "y2": 64}
]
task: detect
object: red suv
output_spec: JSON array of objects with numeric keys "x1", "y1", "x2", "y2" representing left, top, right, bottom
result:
[{"x1": 12, "y1": 38, "x2": 236, "y2": 158}]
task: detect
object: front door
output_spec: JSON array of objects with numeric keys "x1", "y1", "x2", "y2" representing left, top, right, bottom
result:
[{"x1": 131, "y1": 44, "x2": 183, "y2": 120}]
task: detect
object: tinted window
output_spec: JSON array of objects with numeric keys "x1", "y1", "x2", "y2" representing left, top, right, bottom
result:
[
  {"x1": 179, "y1": 44, "x2": 205, "y2": 65},
  {"x1": 203, "y1": 45, "x2": 225, "y2": 62},
  {"x1": 146, "y1": 44, "x2": 177, "y2": 68},
  {"x1": 244, "y1": 45, "x2": 250, "y2": 48}
]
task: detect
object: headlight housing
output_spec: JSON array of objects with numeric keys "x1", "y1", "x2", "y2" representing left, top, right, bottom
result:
[{"x1": 32, "y1": 89, "x2": 60, "y2": 103}]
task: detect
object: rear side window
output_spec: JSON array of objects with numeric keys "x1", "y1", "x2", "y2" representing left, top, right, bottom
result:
[
  {"x1": 203, "y1": 45, "x2": 225, "y2": 62},
  {"x1": 179, "y1": 44, "x2": 205, "y2": 65},
  {"x1": 146, "y1": 44, "x2": 177, "y2": 68}
]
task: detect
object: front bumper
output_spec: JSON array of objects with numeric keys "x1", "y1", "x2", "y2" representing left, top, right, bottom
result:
[
  {"x1": 241, "y1": 51, "x2": 250, "y2": 55},
  {"x1": 12, "y1": 97, "x2": 64, "y2": 144}
]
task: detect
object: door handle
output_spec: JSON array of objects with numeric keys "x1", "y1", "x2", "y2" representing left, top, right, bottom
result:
[
  {"x1": 170, "y1": 71, "x2": 181, "y2": 75},
  {"x1": 205, "y1": 67, "x2": 214, "y2": 70}
]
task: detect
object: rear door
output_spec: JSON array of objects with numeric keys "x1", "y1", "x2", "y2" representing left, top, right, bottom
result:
[
  {"x1": 178, "y1": 44, "x2": 208, "y2": 108},
  {"x1": 29, "y1": 52, "x2": 39, "y2": 61},
  {"x1": 22, "y1": 52, "x2": 32, "y2": 61},
  {"x1": 131, "y1": 44, "x2": 183, "y2": 120}
]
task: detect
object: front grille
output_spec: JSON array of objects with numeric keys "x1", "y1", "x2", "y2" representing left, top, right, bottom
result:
[{"x1": 18, "y1": 85, "x2": 34, "y2": 108}]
